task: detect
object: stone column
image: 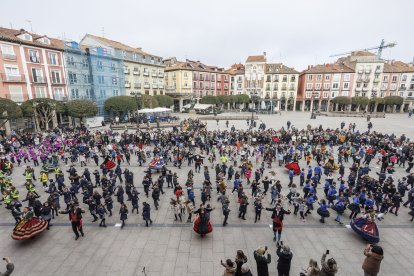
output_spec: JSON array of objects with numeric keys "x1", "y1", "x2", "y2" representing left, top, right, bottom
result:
[
  {"x1": 310, "y1": 100, "x2": 314, "y2": 112},
  {"x1": 293, "y1": 98, "x2": 297, "y2": 111},
  {"x1": 326, "y1": 100, "x2": 331, "y2": 112}
]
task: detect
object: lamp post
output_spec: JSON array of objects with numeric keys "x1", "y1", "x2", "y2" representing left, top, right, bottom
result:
[
  {"x1": 130, "y1": 92, "x2": 142, "y2": 127},
  {"x1": 250, "y1": 91, "x2": 258, "y2": 129}
]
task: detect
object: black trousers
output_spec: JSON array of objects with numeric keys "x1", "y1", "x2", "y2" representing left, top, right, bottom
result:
[{"x1": 71, "y1": 221, "x2": 84, "y2": 238}]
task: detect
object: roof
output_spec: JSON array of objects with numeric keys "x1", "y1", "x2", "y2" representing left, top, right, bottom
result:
[
  {"x1": 165, "y1": 59, "x2": 226, "y2": 73},
  {"x1": 246, "y1": 55, "x2": 266, "y2": 63},
  {"x1": 351, "y1": 51, "x2": 376, "y2": 57},
  {"x1": 383, "y1": 63, "x2": 403, "y2": 73},
  {"x1": 301, "y1": 63, "x2": 354, "y2": 74},
  {"x1": 390, "y1": 61, "x2": 414, "y2": 73},
  {"x1": 265, "y1": 63, "x2": 299, "y2": 74},
  {"x1": 83, "y1": 34, "x2": 161, "y2": 59},
  {"x1": 0, "y1": 27, "x2": 64, "y2": 50},
  {"x1": 225, "y1": 63, "x2": 245, "y2": 75}
]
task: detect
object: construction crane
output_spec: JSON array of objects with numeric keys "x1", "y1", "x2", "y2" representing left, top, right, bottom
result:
[{"x1": 329, "y1": 39, "x2": 397, "y2": 58}]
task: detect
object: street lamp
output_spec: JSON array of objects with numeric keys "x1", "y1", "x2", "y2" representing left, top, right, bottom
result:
[
  {"x1": 130, "y1": 91, "x2": 142, "y2": 127},
  {"x1": 250, "y1": 92, "x2": 258, "y2": 129}
]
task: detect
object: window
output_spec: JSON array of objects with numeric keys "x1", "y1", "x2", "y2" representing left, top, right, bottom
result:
[
  {"x1": 325, "y1": 75, "x2": 330, "y2": 81},
  {"x1": 97, "y1": 61, "x2": 103, "y2": 70},
  {"x1": 31, "y1": 68, "x2": 43, "y2": 83},
  {"x1": 274, "y1": 75, "x2": 279, "y2": 82},
  {"x1": 343, "y1": 74, "x2": 350, "y2": 81},
  {"x1": 290, "y1": 76, "x2": 296, "y2": 82},
  {"x1": 99, "y1": 89, "x2": 106, "y2": 97},
  {"x1": 9, "y1": 86, "x2": 24, "y2": 102},
  {"x1": 324, "y1": 83, "x2": 330, "y2": 90},
  {"x1": 392, "y1": 76, "x2": 397, "y2": 83},
  {"x1": 113, "y1": 90, "x2": 119, "y2": 96},
  {"x1": 316, "y1": 74, "x2": 322, "y2": 81},
  {"x1": 29, "y1": 50, "x2": 40, "y2": 63},
  {"x1": 35, "y1": 86, "x2": 47, "y2": 98},
  {"x1": 399, "y1": 91, "x2": 404, "y2": 97},
  {"x1": 323, "y1": 91, "x2": 328, "y2": 98},
  {"x1": 112, "y1": 77, "x2": 117, "y2": 85},
  {"x1": 402, "y1": 75, "x2": 407, "y2": 82},
  {"x1": 306, "y1": 83, "x2": 313, "y2": 90},
  {"x1": 1, "y1": 44, "x2": 15, "y2": 56},
  {"x1": 381, "y1": 84, "x2": 387, "y2": 90},
  {"x1": 4, "y1": 65, "x2": 19, "y2": 76},
  {"x1": 51, "y1": 71, "x2": 61, "y2": 84},
  {"x1": 68, "y1": 72, "x2": 77, "y2": 84},
  {"x1": 343, "y1": 82, "x2": 349, "y2": 89},
  {"x1": 306, "y1": 92, "x2": 312, "y2": 98},
  {"x1": 307, "y1": 75, "x2": 313, "y2": 81},
  {"x1": 67, "y1": 56, "x2": 75, "y2": 66},
  {"x1": 331, "y1": 92, "x2": 337, "y2": 98},
  {"x1": 332, "y1": 83, "x2": 339, "y2": 89},
  {"x1": 390, "y1": 84, "x2": 396, "y2": 90},
  {"x1": 376, "y1": 65, "x2": 381, "y2": 70},
  {"x1": 282, "y1": 75, "x2": 287, "y2": 82},
  {"x1": 48, "y1": 53, "x2": 58, "y2": 65},
  {"x1": 71, "y1": 88, "x2": 79, "y2": 99},
  {"x1": 98, "y1": 76, "x2": 105, "y2": 84},
  {"x1": 315, "y1": 83, "x2": 321, "y2": 90},
  {"x1": 54, "y1": 88, "x2": 64, "y2": 100},
  {"x1": 342, "y1": 91, "x2": 349, "y2": 97},
  {"x1": 383, "y1": 76, "x2": 388, "y2": 82}
]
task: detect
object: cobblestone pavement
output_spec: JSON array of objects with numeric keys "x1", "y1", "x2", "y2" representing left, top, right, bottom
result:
[{"x1": 0, "y1": 112, "x2": 413, "y2": 276}]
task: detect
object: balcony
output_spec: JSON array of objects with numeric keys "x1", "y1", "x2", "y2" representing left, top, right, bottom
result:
[
  {"x1": 266, "y1": 78, "x2": 271, "y2": 82},
  {"x1": 399, "y1": 87, "x2": 406, "y2": 91},
  {"x1": 266, "y1": 86, "x2": 270, "y2": 91},
  {"x1": 237, "y1": 79, "x2": 243, "y2": 83},
  {"x1": 144, "y1": 84, "x2": 150, "y2": 89},
  {"x1": 134, "y1": 83, "x2": 141, "y2": 89},
  {"x1": 364, "y1": 78, "x2": 370, "y2": 83},
  {"x1": 362, "y1": 87, "x2": 369, "y2": 92},
  {"x1": 125, "y1": 82, "x2": 131, "y2": 88},
  {"x1": 358, "y1": 69, "x2": 363, "y2": 73},
  {"x1": 152, "y1": 84, "x2": 158, "y2": 89},
  {"x1": 31, "y1": 76, "x2": 46, "y2": 84},
  {"x1": 323, "y1": 86, "x2": 329, "y2": 91},
  {"x1": 143, "y1": 71, "x2": 149, "y2": 76},
  {"x1": 373, "y1": 78, "x2": 380, "y2": 83},
  {"x1": 124, "y1": 68, "x2": 130, "y2": 74},
  {"x1": 356, "y1": 79, "x2": 363, "y2": 83},
  {"x1": 159, "y1": 84, "x2": 164, "y2": 89},
  {"x1": 1, "y1": 53, "x2": 17, "y2": 61},
  {"x1": 372, "y1": 87, "x2": 378, "y2": 92},
  {"x1": 133, "y1": 70, "x2": 140, "y2": 75},
  {"x1": 282, "y1": 78, "x2": 287, "y2": 82},
  {"x1": 365, "y1": 69, "x2": 371, "y2": 74},
  {"x1": 200, "y1": 77, "x2": 204, "y2": 81},
  {"x1": 152, "y1": 73, "x2": 157, "y2": 77},
  {"x1": 355, "y1": 87, "x2": 362, "y2": 91},
  {"x1": 375, "y1": 68, "x2": 381, "y2": 73},
  {"x1": 158, "y1": 73, "x2": 164, "y2": 78},
  {"x1": 51, "y1": 79, "x2": 66, "y2": 85},
  {"x1": 1, "y1": 73, "x2": 26, "y2": 83},
  {"x1": 281, "y1": 86, "x2": 287, "y2": 91}
]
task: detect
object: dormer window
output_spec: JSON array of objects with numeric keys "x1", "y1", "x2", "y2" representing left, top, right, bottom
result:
[
  {"x1": 17, "y1": 33, "x2": 33, "y2": 41},
  {"x1": 39, "y1": 37, "x2": 50, "y2": 45}
]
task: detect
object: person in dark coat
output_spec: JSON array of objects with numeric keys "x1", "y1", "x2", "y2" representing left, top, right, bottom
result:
[
  {"x1": 266, "y1": 204, "x2": 291, "y2": 245},
  {"x1": 142, "y1": 202, "x2": 153, "y2": 227},
  {"x1": 319, "y1": 252, "x2": 338, "y2": 276},
  {"x1": 119, "y1": 203, "x2": 128, "y2": 229},
  {"x1": 253, "y1": 246, "x2": 271, "y2": 276},
  {"x1": 60, "y1": 203, "x2": 85, "y2": 240},
  {"x1": 276, "y1": 243, "x2": 293, "y2": 276}
]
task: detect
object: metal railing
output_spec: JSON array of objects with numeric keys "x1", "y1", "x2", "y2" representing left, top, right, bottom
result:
[{"x1": 1, "y1": 73, "x2": 26, "y2": 82}]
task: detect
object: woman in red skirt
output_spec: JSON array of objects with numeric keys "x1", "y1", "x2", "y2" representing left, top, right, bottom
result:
[
  {"x1": 193, "y1": 204, "x2": 213, "y2": 237},
  {"x1": 12, "y1": 207, "x2": 48, "y2": 240}
]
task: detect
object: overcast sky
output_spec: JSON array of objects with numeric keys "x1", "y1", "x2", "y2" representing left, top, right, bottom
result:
[{"x1": 1, "y1": 0, "x2": 413, "y2": 71}]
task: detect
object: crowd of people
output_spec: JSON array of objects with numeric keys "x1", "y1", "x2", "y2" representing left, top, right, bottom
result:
[{"x1": 1, "y1": 117, "x2": 413, "y2": 275}]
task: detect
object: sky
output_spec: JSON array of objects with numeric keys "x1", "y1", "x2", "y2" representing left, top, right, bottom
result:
[{"x1": 1, "y1": 0, "x2": 413, "y2": 71}]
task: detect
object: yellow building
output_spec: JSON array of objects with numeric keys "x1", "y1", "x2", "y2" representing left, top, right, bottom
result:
[{"x1": 164, "y1": 58, "x2": 193, "y2": 111}]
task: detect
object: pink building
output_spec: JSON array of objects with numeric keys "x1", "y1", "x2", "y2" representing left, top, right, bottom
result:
[
  {"x1": 0, "y1": 27, "x2": 67, "y2": 103},
  {"x1": 298, "y1": 63, "x2": 354, "y2": 111}
]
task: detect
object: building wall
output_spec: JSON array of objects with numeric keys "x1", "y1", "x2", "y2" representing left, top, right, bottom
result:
[
  {"x1": 124, "y1": 61, "x2": 164, "y2": 96},
  {"x1": 245, "y1": 62, "x2": 265, "y2": 97},
  {"x1": 230, "y1": 73, "x2": 244, "y2": 95},
  {"x1": 352, "y1": 59, "x2": 384, "y2": 98},
  {"x1": 0, "y1": 41, "x2": 29, "y2": 102}
]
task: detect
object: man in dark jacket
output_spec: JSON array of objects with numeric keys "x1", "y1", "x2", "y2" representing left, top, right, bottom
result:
[
  {"x1": 320, "y1": 251, "x2": 338, "y2": 276},
  {"x1": 60, "y1": 203, "x2": 85, "y2": 240},
  {"x1": 0, "y1": 257, "x2": 14, "y2": 276},
  {"x1": 276, "y1": 244, "x2": 292, "y2": 276},
  {"x1": 253, "y1": 246, "x2": 271, "y2": 276}
]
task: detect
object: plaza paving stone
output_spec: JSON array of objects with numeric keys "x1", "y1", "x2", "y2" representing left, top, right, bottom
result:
[{"x1": 0, "y1": 111, "x2": 413, "y2": 276}]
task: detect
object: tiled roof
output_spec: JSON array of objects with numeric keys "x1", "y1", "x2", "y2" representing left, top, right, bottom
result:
[
  {"x1": 83, "y1": 34, "x2": 161, "y2": 58},
  {"x1": 351, "y1": 51, "x2": 376, "y2": 57},
  {"x1": 225, "y1": 63, "x2": 245, "y2": 75},
  {"x1": 383, "y1": 63, "x2": 403, "y2": 73},
  {"x1": 390, "y1": 61, "x2": 414, "y2": 73},
  {"x1": 165, "y1": 60, "x2": 215, "y2": 73},
  {"x1": 246, "y1": 55, "x2": 266, "y2": 63},
  {"x1": 265, "y1": 63, "x2": 299, "y2": 74},
  {"x1": 302, "y1": 63, "x2": 354, "y2": 74},
  {"x1": 0, "y1": 27, "x2": 64, "y2": 50}
]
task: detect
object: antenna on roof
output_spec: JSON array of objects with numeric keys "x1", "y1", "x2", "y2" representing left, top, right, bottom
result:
[
  {"x1": 101, "y1": 27, "x2": 105, "y2": 38},
  {"x1": 25, "y1": 20, "x2": 33, "y2": 33}
]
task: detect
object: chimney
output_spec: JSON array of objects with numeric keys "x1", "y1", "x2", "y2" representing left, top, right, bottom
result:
[
  {"x1": 263, "y1": 51, "x2": 266, "y2": 57},
  {"x1": 307, "y1": 65, "x2": 310, "y2": 70}
]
